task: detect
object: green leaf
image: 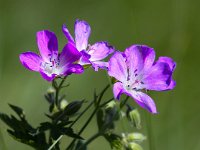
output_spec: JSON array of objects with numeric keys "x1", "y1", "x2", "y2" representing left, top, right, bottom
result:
[
  {"x1": 61, "y1": 127, "x2": 83, "y2": 139},
  {"x1": 8, "y1": 104, "x2": 25, "y2": 119},
  {"x1": 63, "y1": 100, "x2": 84, "y2": 116}
]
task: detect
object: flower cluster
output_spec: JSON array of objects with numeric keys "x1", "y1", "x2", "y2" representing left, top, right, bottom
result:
[{"x1": 19, "y1": 19, "x2": 176, "y2": 114}]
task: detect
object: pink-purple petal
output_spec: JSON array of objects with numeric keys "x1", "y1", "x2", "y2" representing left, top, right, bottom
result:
[
  {"x1": 129, "y1": 91, "x2": 157, "y2": 114},
  {"x1": 64, "y1": 64, "x2": 84, "y2": 75},
  {"x1": 74, "y1": 19, "x2": 91, "y2": 51},
  {"x1": 39, "y1": 70, "x2": 56, "y2": 81},
  {"x1": 59, "y1": 43, "x2": 81, "y2": 66},
  {"x1": 62, "y1": 24, "x2": 75, "y2": 45},
  {"x1": 125, "y1": 45, "x2": 155, "y2": 76},
  {"x1": 157, "y1": 56, "x2": 176, "y2": 71},
  {"x1": 143, "y1": 62, "x2": 172, "y2": 91},
  {"x1": 36, "y1": 30, "x2": 58, "y2": 62},
  {"x1": 113, "y1": 82, "x2": 124, "y2": 100},
  {"x1": 108, "y1": 52, "x2": 128, "y2": 82},
  {"x1": 19, "y1": 52, "x2": 41, "y2": 72},
  {"x1": 88, "y1": 42, "x2": 115, "y2": 61},
  {"x1": 91, "y1": 61, "x2": 109, "y2": 71}
]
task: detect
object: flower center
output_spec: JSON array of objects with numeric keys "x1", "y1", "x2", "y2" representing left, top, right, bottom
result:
[
  {"x1": 125, "y1": 69, "x2": 144, "y2": 91},
  {"x1": 41, "y1": 57, "x2": 60, "y2": 75}
]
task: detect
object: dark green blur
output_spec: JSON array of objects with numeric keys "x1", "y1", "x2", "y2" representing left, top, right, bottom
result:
[{"x1": 0, "y1": 0, "x2": 200, "y2": 149}]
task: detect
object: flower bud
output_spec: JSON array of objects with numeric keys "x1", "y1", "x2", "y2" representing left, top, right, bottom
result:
[
  {"x1": 128, "y1": 109, "x2": 141, "y2": 129},
  {"x1": 128, "y1": 142, "x2": 143, "y2": 150},
  {"x1": 106, "y1": 100, "x2": 116, "y2": 109},
  {"x1": 47, "y1": 87, "x2": 55, "y2": 94},
  {"x1": 127, "y1": 133, "x2": 146, "y2": 143},
  {"x1": 60, "y1": 99, "x2": 68, "y2": 110}
]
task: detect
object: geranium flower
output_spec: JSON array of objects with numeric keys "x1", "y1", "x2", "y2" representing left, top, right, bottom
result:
[
  {"x1": 19, "y1": 30, "x2": 83, "y2": 81},
  {"x1": 62, "y1": 19, "x2": 115, "y2": 71},
  {"x1": 108, "y1": 45, "x2": 176, "y2": 113}
]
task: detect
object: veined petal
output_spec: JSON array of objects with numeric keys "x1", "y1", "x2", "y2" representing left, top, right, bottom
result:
[
  {"x1": 74, "y1": 19, "x2": 91, "y2": 51},
  {"x1": 88, "y1": 42, "x2": 114, "y2": 61},
  {"x1": 79, "y1": 50, "x2": 91, "y2": 65},
  {"x1": 59, "y1": 43, "x2": 81, "y2": 66},
  {"x1": 62, "y1": 24, "x2": 75, "y2": 44},
  {"x1": 125, "y1": 45, "x2": 155, "y2": 78},
  {"x1": 108, "y1": 52, "x2": 128, "y2": 82},
  {"x1": 91, "y1": 61, "x2": 109, "y2": 71},
  {"x1": 39, "y1": 69, "x2": 56, "y2": 81},
  {"x1": 113, "y1": 82, "x2": 125, "y2": 100},
  {"x1": 157, "y1": 56, "x2": 176, "y2": 71},
  {"x1": 157, "y1": 57, "x2": 176, "y2": 90},
  {"x1": 19, "y1": 52, "x2": 41, "y2": 72},
  {"x1": 143, "y1": 62, "x2": 172, "y2": 91},
  {"x1": 36, "y1": 30, "x2": 58, "y2": 62},
  {"x1": 63, "y1": 64, "x2": 84, "y2": 75},
  {"x1": 129, "y1": 91, "x2": 157, "y2": 114}
]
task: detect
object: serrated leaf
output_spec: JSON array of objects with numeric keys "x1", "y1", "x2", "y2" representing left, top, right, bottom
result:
[
  {"x1": 8, "y1": 104, "x2": 25, "y2": 119},
  {"x1": 61, "y1": 127, "x2": 83, "y2": 140}
]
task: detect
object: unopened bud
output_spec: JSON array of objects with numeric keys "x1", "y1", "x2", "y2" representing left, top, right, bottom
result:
[
  {"x1": 47, "y1": 87, "x2": 55, "y2": 94},
  {"x1": 128, "y1": 142, "x2": 143, "y2": 150},
  {"x1": 60, "y1": 99, "x2": 68, "y2": 110},
  {"x1": 127, "y1": 133, "x2": 146, "y2": 143},
  {"x1": 128, "y1": 109, "x2": 141, "y2": 129},
  {"x1": 106, "y1": 100, "x2": 116, "y2": 109}
]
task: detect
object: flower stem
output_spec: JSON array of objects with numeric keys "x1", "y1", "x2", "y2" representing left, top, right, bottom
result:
[
  {"x1": 77, "y1": 132, "x2": 101, "y2": 150},
  {"x1": 48, "y1": 135, "x2": 63, "y2": 150},
  {"x1": 48, "y1": 96, "x2": 96, "y2": 150},
  {"x1": 66, "y1": 85, "x2": 110, "y2": 150}
]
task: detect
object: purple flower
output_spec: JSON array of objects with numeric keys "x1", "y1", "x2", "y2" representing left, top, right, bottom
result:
[
  {"x1": 62, "y1": 19, "x2": 115, "y2": 71},
  {"x1": 108, "y1": 45, "x2": 176, "y2": 114},
  {"x1": 19, "y1": 30, "x2": 83, "y2": 81}
]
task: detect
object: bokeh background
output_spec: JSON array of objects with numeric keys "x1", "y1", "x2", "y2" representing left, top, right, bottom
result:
[{"x1": 0, "y1": 0, "x2": 200, "y2": 149}]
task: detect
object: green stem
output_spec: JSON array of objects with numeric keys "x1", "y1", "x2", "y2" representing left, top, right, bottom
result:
[
  {"x1": 77, "y1": 132, "x2": 101, "y2": 150},
  {"x1": 48, "y1": 135, "x2": 63, "y2": 150},
  {"x1": 99, "y1": 97, "x2": 114, "y2": 108},
  {"x1": 120, "y1": 95, "x2": 129, "y2": 109},
  {"x1": 55, "y1": 76, "x2": 67, "y2": 106},
  {"x1": 66, "y1": 85, "x2": 110, "y2": 150},
  {"x1": 48, "y1": 96, "x2": 96, "y2": 150}
]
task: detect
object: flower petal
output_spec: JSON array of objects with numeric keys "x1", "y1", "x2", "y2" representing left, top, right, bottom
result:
[
  {"x1": 64, "y1": 64, "x2": 84, "y2": 75},
  {"x1": 36, "y1": 30, "x2": 58, "y2": 62},
  {"x1": 125, "y1": 45, "x2": 155, "y2": 78},
  {"x1": 88, "y1": 41, "x2": 114, "y2": 61},
  {"x1": 91, "y1": 61, "x2": 109, "y2": 71},
  {"x1": 74, "y1": 19, "x2": 91, "y2": 51},
  {"x1": 108, "y1": 52, "x2": 128, "y2": 82},
  {"x1": 143, "y1": 62, "x2": 172, "y2": 91},
  {"x1": 113, "y1": 82, "x2": 124, "y2": 100},
  {"x1": 39, "y1": 70, "x2": 56, "y2": 81},
  {"x1": 78, "y1": 50, "x2": 91, "y2": 65},
  {"x1": 62, "y1": 24, "x2": 75, "y2": 44},
  {"x1": 157, "y1": 56, "x2": 176, "y2": 71},
  {"x1": 59, "y1": 43, "x2": 81, "y2": 66},
  {"x1": 157, "y1": 57, "x2": 176, "y2": 90},
  {"x1": 129, "y1": 91, "x2": 157, "y2": 114},
  {"x1": 19, "y1": 52, "x2": 41, "y2": 71}
]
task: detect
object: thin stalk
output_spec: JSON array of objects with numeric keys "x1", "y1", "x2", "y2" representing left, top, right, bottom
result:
[
  {"x1": 99, "y1": 97, "x2": 114, "y2": 108},
  {"x1": 48, "y1": 98, "x2": 96, "y2": 150},
  {"x1": 77, "y1": 132, "x2": 101, "y2": 150},
  {"x1": 55, "y1": 76, "x2": 67, "y2": 106},
  {"x1": 120, "y1": 95, "x2": 129, "y2": 109},
  {"x1": 48, "y1": 135, "x2": 63, "y2": 150},
  {"x1": 66, "y1": 85, "x2": 110, "y2": 150}
]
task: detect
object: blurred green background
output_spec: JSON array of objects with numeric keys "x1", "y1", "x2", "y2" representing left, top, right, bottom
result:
[{"x1": 0, "y1": 0, "x2": 200, "y2": 149}]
